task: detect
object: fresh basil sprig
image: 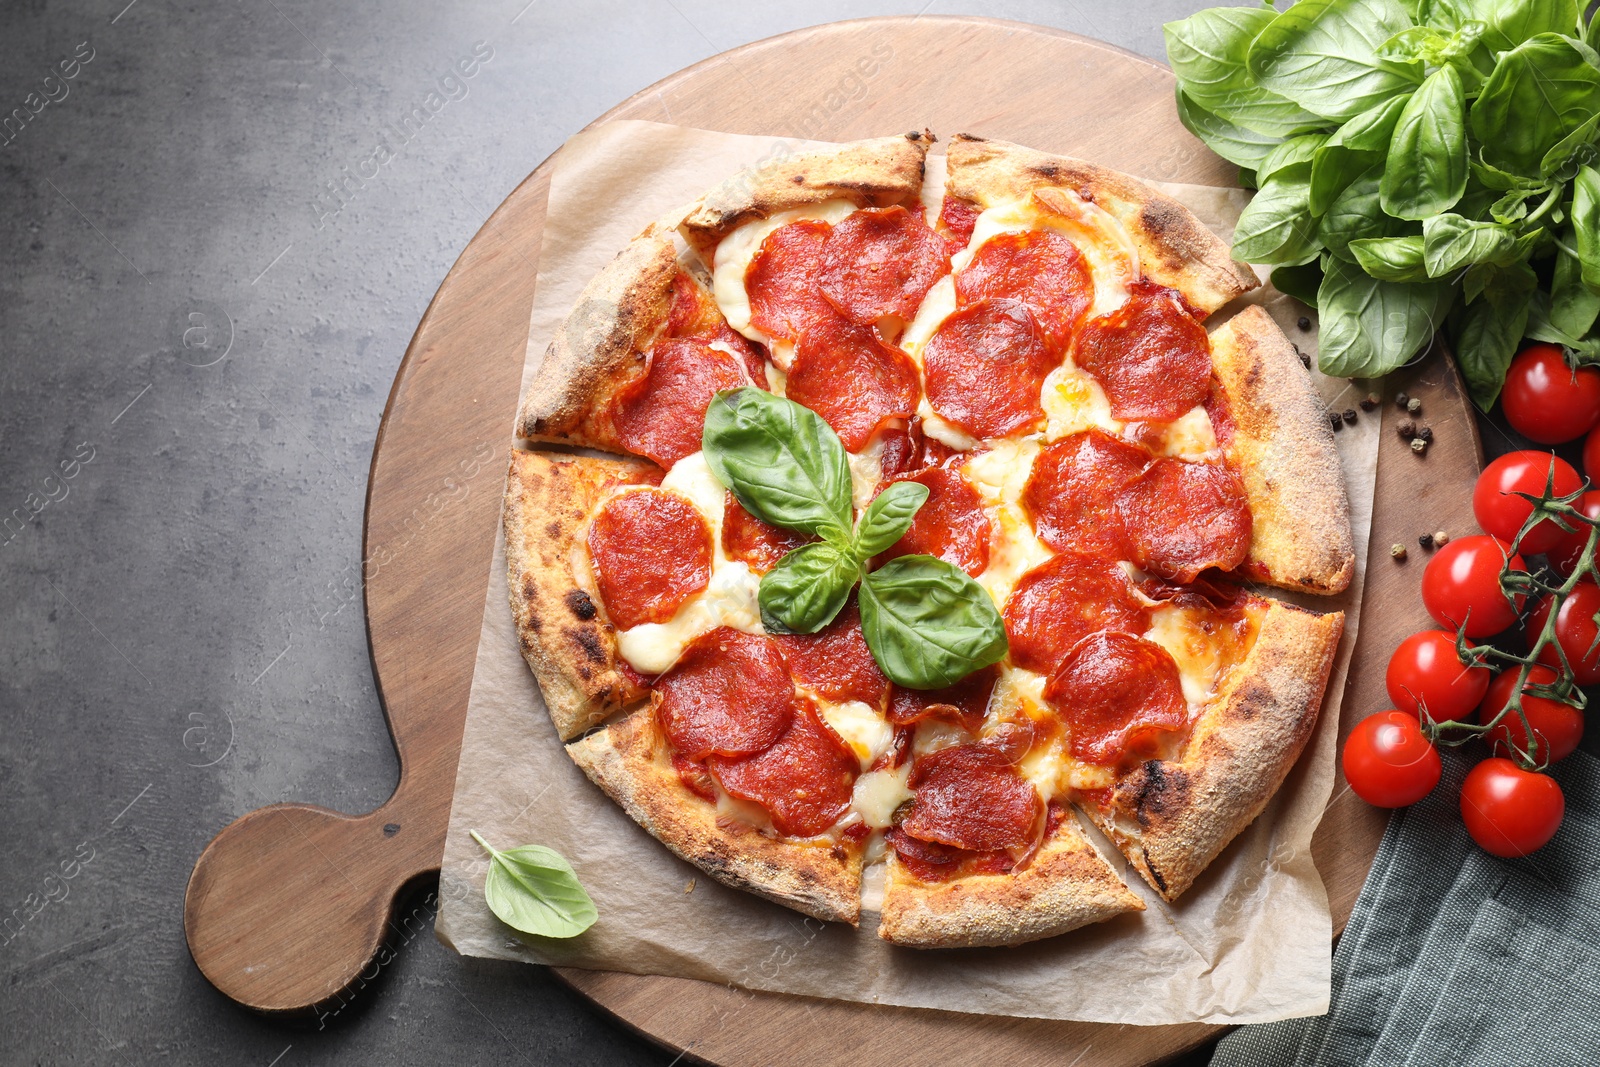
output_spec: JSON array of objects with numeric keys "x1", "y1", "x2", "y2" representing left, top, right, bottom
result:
[
  {"x1": 701, "y1": 388, "x2": 1007, "y2": 689},
  {"x1": 470, "y1": 831, "x2": 596, "y2": 939},
  {"x1": 1167, "y1": 0, "x2": 1600, "y2": 409}
]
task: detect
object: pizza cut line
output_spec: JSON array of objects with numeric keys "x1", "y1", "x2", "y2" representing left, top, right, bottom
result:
[{"x1": 504, "y1": 132, "x2": 1353, "y2": 949}]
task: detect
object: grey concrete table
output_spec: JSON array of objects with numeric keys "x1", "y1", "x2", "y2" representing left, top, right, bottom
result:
[{"x1": 1, "y1": 2, "x2": 1226, "y2": 1063}]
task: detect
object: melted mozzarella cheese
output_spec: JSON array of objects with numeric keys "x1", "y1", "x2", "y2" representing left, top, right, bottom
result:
[
  {"x1": 1143, "y1": 603, "x2": 1232, "y2": 706},
  {"x1": 711, "y1": 198, "x2": 859, "y2": 345},
  {"x1": 847, "y1": 436, "x2": 886, "y2": 515},
  {"x1": 912, "y1": 719, "x2": 971, "y2": 757},
  {"x1": 1041, "y1": 365, "x2": 1119, "y2": 441},
  {"x1": 851, "y1": 763, "x2": 912, "y2": 829},
  {"x1": 608, "y1": 454, "x2": 764, "y2": 675},
  {"x1": 977, "y1": 503, "x2": 1053, "y2": 609},
  {"x1": 818, "y1": 698, "x2": 895, "y2": 770},
  {"x1": 963, "y1": 437, "x2": 1040, "y2": 507},
  {"x1": 900, "y1": 275, "x2": 956, "y2": 363}
]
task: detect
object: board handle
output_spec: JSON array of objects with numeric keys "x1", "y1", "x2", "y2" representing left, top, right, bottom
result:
[{"x1": 184, "y1": 792, "x2": 440, "y2": 1014}]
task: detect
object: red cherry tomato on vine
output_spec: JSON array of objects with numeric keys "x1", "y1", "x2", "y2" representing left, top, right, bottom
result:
[
  {"x1": 1471, "y1": 451, "x2": 1582, "y2": 553},
  {"x1": 1421, "y1": 535, "x2": 1526, "y2": 638},
  {"x1": 1501, "y1": 343, "x2": 1600, "y2": 444},
  {"x1": 1527, "y1": 581, "x2": 1600, "y2": 685},
  {"x1": 1385, "y1": 630, "x2": 1489, "y2": 722},
  {"x1": 1342, "y1": 710, "x2": 1442, "y2": 808},
  {"x1": 1547, "y1": 490, "x2": 1600, "y2": 577},
  {"x1": 1459, "y1": 757, "x2": 1565, "y2": 857},
  {"x1": 1478, "y1": 665, "x2": 1584, "y2": 764},
  {"x1": 1585, "y1": 422, "x2": 1600, "y2": 483}
]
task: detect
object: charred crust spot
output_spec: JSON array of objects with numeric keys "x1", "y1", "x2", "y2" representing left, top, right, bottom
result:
[
  {"x1": 568, "y1": 626, "x2": 607, "y2": 665},
  {"x1": 791, "y1": 174, "x2": 805, "y2": 184},
  {"x1": 545, "y1": 521, "x2": 561, "y2": 539},
  {"x1": 1142, "y1": 848, "x2": 1168, "y2": 894},
  {"x1": 1033, "y1": 162, "x2": 1061, "y2": 180},
  {"x1": 521, "y1": 576, "x2": 539, "y2": 602},
  {"x1": 1133, "y1": 760, "x2": 1188, "y2": 828},
  {"x1": 577, "y1": 665, "x2": 592, "y2": 681},
  {"x1": 564, "y1": 589, "x2": 598, "y2": 620},
  {"x1": 1228, "y1": 680, "x2": 1272, "y2": 721},
  {"x1": 958, "y1": 132, "x2": 986, "y2": 142},
  {"x1": 1079, "y1": 186, "x2": 1095, "y2": 203}
]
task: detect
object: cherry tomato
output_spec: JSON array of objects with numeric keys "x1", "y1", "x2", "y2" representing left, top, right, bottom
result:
[
  {"x1": 1546, "y1": 490, "x2": 1600, "y2": 576},
  {"x1": 1342, "y1": 710, "x2": 1442, "y2": 808},
  {"x1": 1527, "y1": 581, "x2": 1600, "y2": 685},
  {"x1": 1421, "y1": 535, "x2": 1527, "y2": 638},
  {"x1": 1478, "y1": 666, "x2": 1584, "y2": 764},
  {"x1": 1471, "y1": 451, "x2": 1583, "y2": 553},
  {"x1": 1585, "y1": 422, "x2": 1600, "y2": 483},
  {"x1": 1385, "y1": 630, "x2": 1490, "y2": 722},
  {"x1": 1501, "y1": 343, "x2": 1600, "y2": 444},
  {"x1": 1459, "y1": 757, "x2": 1565, "y2": 857}
]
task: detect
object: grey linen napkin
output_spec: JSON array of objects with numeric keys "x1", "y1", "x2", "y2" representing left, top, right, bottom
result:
[{"x1": 1212, "y1": 748, "x2": 1600, "y2": 1067}]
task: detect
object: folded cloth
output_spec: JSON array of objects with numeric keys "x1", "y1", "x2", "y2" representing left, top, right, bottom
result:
[{"x1": 1211, "y1": 749, "x2": 1600, "y2": 1067}]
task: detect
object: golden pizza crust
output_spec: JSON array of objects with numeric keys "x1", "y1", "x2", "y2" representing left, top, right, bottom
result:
[
  {"x1": 1211, "y1": 306, "x2": 1355, "y2": 595},
  {"x1": 514, "y1": 225, "x2": 680, "y2": 448},
  {"x1": 943, "y1": 133, "x2": 1259, "y2": 315},
  {"x1": 877, "y1": 810, "x2": 1145, "y2": 949},
  {"x1": 1082, "y1": 598, "x2": 1343, "y2": 902},
  {"x1": 504, "y1": 448, "x2": 651, "y2": 740},
  {"x1": 677, "y1": 132, "x2": 933, "y2": 262},
  {"x1": 567, "y1": 708, "x2": 863, "y2": 925}
]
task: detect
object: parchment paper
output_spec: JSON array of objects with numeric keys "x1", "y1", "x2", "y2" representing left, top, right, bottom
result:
[{"x1": 434, "y1": 120, "x2": 1379, "y2": 1025}]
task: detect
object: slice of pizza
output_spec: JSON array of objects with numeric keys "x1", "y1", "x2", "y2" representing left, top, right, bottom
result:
[{"x1": 501, "y1": 132, "x2": 1354, "y2": 948}]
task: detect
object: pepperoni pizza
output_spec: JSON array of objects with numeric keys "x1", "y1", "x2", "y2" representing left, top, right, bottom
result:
[{"x1": 503, "y1": 133, "x2": 1353, "y2": 948}]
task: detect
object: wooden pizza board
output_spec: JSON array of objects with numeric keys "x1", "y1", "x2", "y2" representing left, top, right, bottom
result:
[{"x1": 183, "y1": 15, "x2": 1484, "y2": 1064}]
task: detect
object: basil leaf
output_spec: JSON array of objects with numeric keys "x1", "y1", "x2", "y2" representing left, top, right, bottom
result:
[
  {"x1": 1550, "y1": 241, "x2": 1600, "y2": 337},
  {"x1": 1541, "y1": 111, "x2": 1600, "y2": 179},
  {"x1": 852, "y1": 480, "x2": 928, "y2": 561},
  {"x1": 1233, "y1": 174, "x2": 1322, "y2": 265},
  {"x1": 1320, "y1": 164, "x2": 1410, "y2": 254},
  {"x1": 1258, "y1": 133, "x2": 1331, "y2": 185},
  {"x1": 757, "y1": 542, "x2": 857, "y2": 635},
  {"x1": 470, "y1": 832, "x2": 596, "y2": 939},
  {"x1": 1453, "y1": 295, "x2": 1531, "y2": 411},
  {"x1": 1420, "y1": 214, "x2": 1519, "y2": 277},
  {"x1": 1164, "y1": 7, "x2": 1326, "y2": 136},
  {"x1": 1318, "y1": 256, "x2": 1454, "y2": 377},
  {"x1": 1381, "y1": 66, "x2": 1468, "y2": 221},
  {"x1": 1471, "y1": 34, "x2": 1600, "y2": 175},
  {"x1": 1450, "y1": 260, "x2": 1538, "y2": 410},
  {"x1": 859, "y1": 556, "x2": 1007, "y2": 690},
  {"x1": 1573, "y1": 165, "x2": 1600, "y2": 291},
  {"x1": 1247, "y1": 0, "x2": 1421, "y2": 122},
  {"x1": 1310, "y1": 144, "x2": 1381, "y2": 216},
  {"x1": 1349, "y1": 235, "x2": 1432, "y2": 281},
  {"x1": 1466, "y1": 0, "x2": 1580, "y2": 53},
  {"x1": 702, "y1": 388, "x2": 853, "y2": 542},
  {"x1": 1270, "y1": 259, "x2": 1325, "y2": 307},
  {"x1": 1378, "y1": 23, "x2": 1489, "y2": 93},
  {"x1": 1330, "y1": 94, "x2": 1408, "y2": 153},
  {"x1": 1174, "y1": 89, "x2": 1283, "y2": 170}
]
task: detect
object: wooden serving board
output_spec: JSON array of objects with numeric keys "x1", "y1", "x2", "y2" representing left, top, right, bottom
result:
[{"x1": 184, "y1": 15, "x2": 1484, "y2": 1065}]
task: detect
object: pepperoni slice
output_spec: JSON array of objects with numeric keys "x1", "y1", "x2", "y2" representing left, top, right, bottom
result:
[
  {"x1": 902, "y1": 741, "x2": 1043, "y2": 852},
  {"x1": 655, "y1": 628, "x2": 794, "y2": 761},
  {"x1": 667, "y1": 271, "x2": 768, "y2": 380},
  {"x1": 1116, "y1": 458, "x2": 1252, "y2": 583},
  {"x1": 923, "y1": 298, "x2": 1059, "y2": 439},
  {"x1": 886, "y1": 663, "x2": 999, "y2": 732},
  {"x1": 710, "y1": 698, "x2": 858, "y2": 837},
  {"x1": 612, "y1": 339, "x2": 746, "y2": 468},
  {"x1": 787, "y1": 314, "x2": 921, "y2": 450},
  {"x1": 1022, "y1": 430, "x2": 1150, "y2": 557},
  {"x1": 774, "y1": 599, "x2": 889, "y2": 709},
  {"x1": 1075, "y1": 284, "x2": 1213, "y2": 422},
  {"x1": 819, "y1": 206, "x2": 951, "y2": 324},
  {"x1": 588, "y1": 489, "x2": 712, "y2": 629},
  {"x1": 875, "y1": 465, "x2": 991, "y2": 576},
  {"x1": 721, "y1": 492, "x2": 815, "y2": 574},
  {"x1": 955, "y1": 230, "x2": 1094, "y2": 354},
  {"x1": 1043, "y1": 632, "x2": 1188, "y2": 765},
  {"x1": 747, "y1": 219, "x2": 843, "y2": 343},
  {"x1": 671, "y1": 753, "x2": 718, "y2": 802},
  {"x1": 939, "y1": 196, "x2": 980, "y2": 249},
  {"x1": 885, "y1": 826, "x2": 962, "y2": 881},
  {"x1": 1002, "y1": 552, "x2": 1149, "y2": 674}
]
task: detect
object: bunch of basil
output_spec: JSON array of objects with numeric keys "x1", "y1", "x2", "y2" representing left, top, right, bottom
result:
[
  {"x1": 701, "y1": 388, "x2": 1007, "y2": 689},
  {"x1": 1166, "y1": 0, "x2": 1600, "y2": 409}
]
